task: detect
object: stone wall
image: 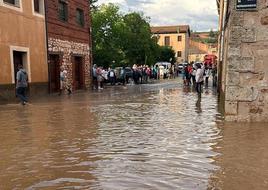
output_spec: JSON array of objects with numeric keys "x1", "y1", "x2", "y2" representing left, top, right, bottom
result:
[
  {"x1": 223, "y1": 0, "x2": 268, "y2": 122},
  {"x1": 48, "y1": 38, "x2": 91, "y2": 90}
]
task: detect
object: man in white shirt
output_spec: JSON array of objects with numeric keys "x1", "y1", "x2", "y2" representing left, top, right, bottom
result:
[{"x1": 195, "y1": 63, "x2": 205, "y2": 95}]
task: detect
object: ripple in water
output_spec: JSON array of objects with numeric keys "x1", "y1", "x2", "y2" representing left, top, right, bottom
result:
[{"x1": 0, "y1": 81, "x2": 223, "y2": 190}]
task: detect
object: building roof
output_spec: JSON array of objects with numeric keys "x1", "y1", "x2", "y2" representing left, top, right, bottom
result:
[{"x1": 151, "y1": 25, "x2": 191, "y2": 35}]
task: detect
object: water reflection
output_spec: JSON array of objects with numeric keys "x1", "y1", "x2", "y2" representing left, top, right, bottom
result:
[{"x1": 0, "y1": 80, "x2": 267, "y2": 189}]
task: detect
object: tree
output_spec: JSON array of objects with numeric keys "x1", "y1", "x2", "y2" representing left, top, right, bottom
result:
[
  {"x1": 209, "y1": 29, "x2": 216, "y2": 38},
  {"x1": 158, "y1": 46, "x2": 176, "y2": 64},
  {"x1": 92, "y1": 4, "x2": 125, "y2": 68},
  {"x1": 122, "y1": 12, "x2": 158, "y2": 66},
  {"x1": 92, "y1": 4, "x2": 161, "y2": 67}
]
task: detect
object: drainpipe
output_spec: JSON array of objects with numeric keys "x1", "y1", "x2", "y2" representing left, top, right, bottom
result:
[
  {"x1": 44, "y1": 0, "x2": 51, "y2": 93},
  {"x1": 217, "y1": 0, "x2": 226, "y2": 93},
  {"x1": 88, "y1": 1, "x2": 93, "y2": 89}
]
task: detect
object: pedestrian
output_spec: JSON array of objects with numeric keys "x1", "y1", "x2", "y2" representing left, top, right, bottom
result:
[
  {"x1": 211, "y1": 64, "x2": 217, "y2": 87},
  {"x1": 120, "y1": 67, "x2": 126, "y2": 85},
  {"x1": 191, "y1": 67, "x2": 197, "y2": 86},
  {"x1": 59, "y1": 66, "x2": 72, "y2": 95},
  {"x1": 96, "y1": 67, "x2": 104, "y2": 90},
  {"x1": 133, "y1": 68, "x2": 140, "y2": 84},
  {"x1": 92, "y1": 64, "x2": 98, "y2": 89},
  {"x1": 108, "y1": 68, "x2": 116, "y2": 85},
  {"x1": 184, "y1": 65, "x2": 190, "y2": 86},
  {"x1": 187, "y1": 64, "x2": 193, "y2": 85},
  {"x1": 204, "y1": 67, "x2": 211, "y2": 87},
  {"x1": 16, "y1": 63, "x2": 28, "y2": 105},
  {"x1": 195, "y1": 63, "x2": 205, "y2": 96}
]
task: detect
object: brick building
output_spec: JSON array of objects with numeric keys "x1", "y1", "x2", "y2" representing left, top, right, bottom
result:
[
  {"x1": 217, "y1": 0, "x2": 268, "y2": 122},
  {"x1": 45, "y1": 0, "x2": 92, "y2": 93}
]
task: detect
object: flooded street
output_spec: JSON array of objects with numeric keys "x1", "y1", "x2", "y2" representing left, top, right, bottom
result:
[{"x1": 0, "y1": 80, "x2": 267, "y2": 190}]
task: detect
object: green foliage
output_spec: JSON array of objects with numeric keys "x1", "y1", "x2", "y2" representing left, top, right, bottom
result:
[
  {"x1": 92, "y1": 4, "x2": 125, "y2": 68},
  {"x1": 158, "y1": 46, "x2": 176, "y2": 64},
  {"x1": 91, "y1": 4, "x2": 161, "y2": 68},
  {"x1": 122, "y1": 12, "x2": 158, "y2": 66},
  {"x1": 192, "y1": 30, "x2": 218, "y2": 45}
]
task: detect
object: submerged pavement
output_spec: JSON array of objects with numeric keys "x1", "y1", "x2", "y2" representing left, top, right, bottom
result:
[{"x1": 0, "y1": 79, "x2": 267, "y2": 190}]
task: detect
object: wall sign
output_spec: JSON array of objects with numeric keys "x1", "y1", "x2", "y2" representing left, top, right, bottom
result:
[{"x1": 236, "y1": 0, "x2": 257, "y2": 10}]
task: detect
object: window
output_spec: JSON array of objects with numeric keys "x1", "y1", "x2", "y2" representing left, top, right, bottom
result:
[
  {"x1": 33, "y1": 0, "x2": 44, "y2": 15},
  {"x1": 177, "y1": 51, "x2": 182, "y2": 57},
  {"x1": 59, "y1": 1, "x2": 68, "y2": 22},
  {"x1": 178, "y1": 36, "x2": 182, "y2": 42},
  {"x1": 164, "y1": 36, "x2": 170, "y2": 46},
  {"x1": 76, "y1": 8, "x2": 85, "y2": 27},
  {"x1": 3, "y1": 0, "x2": 20, "y2": 7}
]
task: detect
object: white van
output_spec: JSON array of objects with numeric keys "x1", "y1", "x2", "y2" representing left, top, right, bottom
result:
[{"x1": 155, "y1": 62, "x2": 171, "y2": 78}]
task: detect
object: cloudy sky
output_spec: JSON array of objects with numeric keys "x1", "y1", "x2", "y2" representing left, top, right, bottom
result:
[{"x1": 97, "y1": 0, "x2": 218, "y2": 32}]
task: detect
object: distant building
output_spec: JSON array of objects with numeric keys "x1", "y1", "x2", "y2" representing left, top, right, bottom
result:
[
  {"x1": 151, "y1": 25, "x2": 191, "y2": 63},
  {"x1": 46, "y1": 0, "x2": 92, "y2": 93},
  {"x1": 188, "y1": 32, "x2": 218, "y2": 63},
  {"x1": 0, "y1": 0, "x2": 48, "y2": 101}
]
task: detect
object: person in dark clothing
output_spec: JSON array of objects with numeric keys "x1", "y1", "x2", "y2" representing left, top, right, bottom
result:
[
  {"x1": 16, "y1": 64, "x2": 28, "y2": 105},
  {"x1": 120, "y1": 67, "x2": 126, "y2": 85},
  {"x1": 133, "y1": 69, "x2": 141, "y2": 84},
  {"x1": 108, "y1": 68, "x2": 116, "y2": 85},
  {"x1": 184, "y1": 66, "x2": 190, "y2": 86},
  {"x1": 211, "y1": 64, "x2": 217, "y2": 87}
]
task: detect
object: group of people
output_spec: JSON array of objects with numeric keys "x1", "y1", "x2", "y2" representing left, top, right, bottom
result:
[
  {"x1": 15, "y1": 64, "x2": 73, "y2": 105},
  {"x1": 91, "y1": 64, "x2": 179, "y2": 90},
  {"x1": 15, "y1": 61, "x2": 217, "y2": 105},
  {"x1": 92, "y1": 65, "x2": 122, "y2": 90},
  {"x1": 182, "y1": 62, "x2": 217, "y2": 96}
]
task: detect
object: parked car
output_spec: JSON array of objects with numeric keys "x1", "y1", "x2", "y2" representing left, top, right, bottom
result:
[
  {"x1": 125, "y1": 67, "x2": 133, "y2": 83},
  {"x1": 178, "y1": 62, "x2": 188, "y2": 73},
  {"x1": 114, "y1": 67, "x2": 134, "y2": 84}
]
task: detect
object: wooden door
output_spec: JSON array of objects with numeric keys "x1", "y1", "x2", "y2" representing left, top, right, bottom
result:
[
  {"x1": 49, "y1": 54, "x2": 60, "y2": 93},
  {"x1": 72, "y1": 56, "x2": 84, "y2": 90}
]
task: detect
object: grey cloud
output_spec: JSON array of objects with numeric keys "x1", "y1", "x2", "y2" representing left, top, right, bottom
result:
[{"x1": 98, "y1": 0, "x2": 219, "y2": 31}]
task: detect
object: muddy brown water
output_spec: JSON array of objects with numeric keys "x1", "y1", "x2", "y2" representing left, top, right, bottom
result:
[{"x1": 0, "y1": 80, "x2": 267, "y2": 190}]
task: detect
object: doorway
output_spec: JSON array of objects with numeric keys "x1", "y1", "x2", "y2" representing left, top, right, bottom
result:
[
  {"x1": 72, "y1": 56, "x2": 84, "y2": 90},
  {"x1": 13, "y1": 51, "x2": 28, "y2": 83},
  {"x1": 48, "y1": 54, "x2": 61, "y2": 93}
]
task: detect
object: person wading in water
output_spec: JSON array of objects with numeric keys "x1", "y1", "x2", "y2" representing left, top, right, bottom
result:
[
  {"x1": 195, "y1": 63, "x2": 205, "y2": 97},
  {"x1": 59, "y1": 66, "x2": 72, "y2": 95},
  {"x1": 16, "y1": 63, "x2": 28, "y2": 105}
]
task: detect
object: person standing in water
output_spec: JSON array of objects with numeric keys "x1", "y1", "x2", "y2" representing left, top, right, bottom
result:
[
  {"x1": 16, "y1": 63, "x2": 28, "y2": 105},
  {"x1": 59, "y1": 66, "x2": 72, "y2": 95},
  {"x1": 195, "y1": 63, "x2": 205, "y2": 96}
]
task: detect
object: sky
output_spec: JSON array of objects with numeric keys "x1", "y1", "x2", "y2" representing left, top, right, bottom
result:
[{"x1": 97, "y1": 0, "x2": 219, "y2": 32}]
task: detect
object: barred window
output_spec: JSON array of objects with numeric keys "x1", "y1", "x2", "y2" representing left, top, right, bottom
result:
[
  {"x1": 164, "y1": 36, "x2": 170, "y2": 46},
  {"x1": 59, "y1": 1, "x2": 68, "y2": 22},
  {"x1": 76, "y1": 8, "x2": 85, "y2": 27}
]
